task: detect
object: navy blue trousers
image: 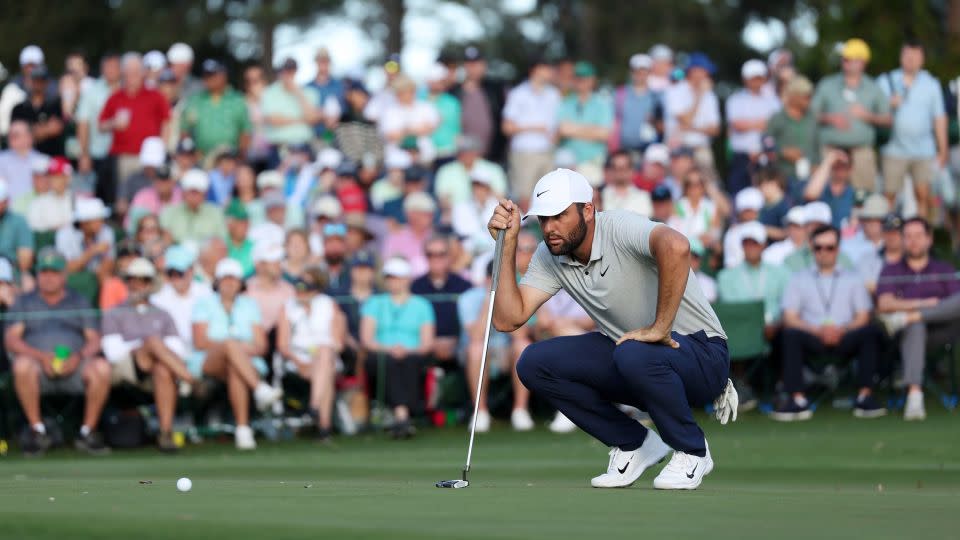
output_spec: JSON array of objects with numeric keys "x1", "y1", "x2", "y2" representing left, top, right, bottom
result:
[{"x1": 516, "y1": 331, "x2": 729, "y2": 456}]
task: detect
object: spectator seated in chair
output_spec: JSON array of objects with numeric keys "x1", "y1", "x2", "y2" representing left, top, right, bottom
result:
[{"x1": 411, "y1": 235, "x2": 472, "y2": 365}]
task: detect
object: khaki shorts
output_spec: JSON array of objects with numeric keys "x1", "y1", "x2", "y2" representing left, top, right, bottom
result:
[
  {"x1": 509, "y1": 150, "x2": 554, "y2": 201},
  {"x1": 824, "y1": 145, "x2": 877, "y2": 192},
  {"x1": 881, "y1": 155, "x2": 935, "y2": 194},
  {"x1": 110, "y1": 354, "x2": 153, "y2": 392}
]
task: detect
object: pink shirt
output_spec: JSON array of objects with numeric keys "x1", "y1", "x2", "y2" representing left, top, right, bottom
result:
[
  {"x1": 244, "y1": 276, "x2": 295, "y2": 330},
  {"x1": 127, "y1": 186, "x2": 184, "y2": 229},
  {"x1": 383, "y1": 227, "x2": 431, "y2": 277}
]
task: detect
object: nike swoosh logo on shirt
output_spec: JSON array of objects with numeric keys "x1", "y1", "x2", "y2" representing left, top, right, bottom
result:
[{"x1": 600, "y1": 266, "x2": 610, "y2": 277}]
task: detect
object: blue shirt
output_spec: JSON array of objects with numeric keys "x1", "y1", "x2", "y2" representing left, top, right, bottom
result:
[
  {"x1": 360, "y1": 294, "x2": 435, "y2": 349},
  {"x1": 207, "y1": 170, "x2": 236, "y2": 206},
  {"x1": 192, "y1": 294, "x2": 263, "y2": 344},
  {"x1": 617, "y1": 85, "x2": 661, "y2": 150},
  {"x1": 813, "y1": 182, "x2": 855, "y2": 229},
  {"x1": 306, "y1": 78, "x2": 345, "y2": 138},
  {"x1": 880, "y1": 69, "x2": 946, "y2": 159},
  {"x1": 457, "y1": 287, "x2": 510, "y2": 348},
  {"x1": 557, "y1": 92, "x2": 614, "y2": 163}
]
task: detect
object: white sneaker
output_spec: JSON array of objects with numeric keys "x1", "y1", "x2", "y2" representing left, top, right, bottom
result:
[
  {"x1": 472, "y1": 410, "x2": 491, "y2": 433},
  {"x1": 904, "y1": 391, "x2": 926, "y2": 421},
  {"x1": 234, "y1": 425, "x2": 257, "y2": 450},
  {"x1": 591, "y1": 429, "x2": 671, "y2": 488},
  {"x1": 549, "y1": 412, "x2": 577, "y2": 433},
  {"x1": 879, "y1": 312, "x2": 909, "y2": 336},
  {"x1": 653, "y1": 442, "x2": 714, "y2": 490},
  {"x1": 510, "y1": 409, "x2": 534, "y2": 431},
  {"x1": 254, "y1": 383, "x2": 283, "y2": 412}
]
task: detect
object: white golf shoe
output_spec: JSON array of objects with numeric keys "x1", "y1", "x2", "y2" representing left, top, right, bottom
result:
[
  {"x1": 549, "y1": 412, "x2": 577, "y2": 433},
  {"x1": 653, "y1": 441, "x2": 714, "y2": 490},
  {"x1": 253, "y1": 382, "x2": 283, "y2": 412},
  {"x1": 472, "y1": 410, "x2": 491, "y2": 433},
  {"x1": 591, "y1": 429, "x2": 671, "y2": 488},
  {"x1": 234, "y1": 425, "x2": 257, "y2": 450},
  {"x1": 510, "y1": 409, "x2": 534, "y2": 431},
  {"x1": 904, "y1": 390, "x2": 926, "y2": 421}
]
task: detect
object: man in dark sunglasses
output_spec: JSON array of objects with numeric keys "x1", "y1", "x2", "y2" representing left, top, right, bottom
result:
[{"x1": 774, "y1": 224, "x2": 886, "y2": 422}]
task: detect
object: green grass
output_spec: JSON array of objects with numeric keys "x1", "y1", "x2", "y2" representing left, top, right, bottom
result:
[{"x1": 1, "y1": 408, "x2": 959, "y2": 540}]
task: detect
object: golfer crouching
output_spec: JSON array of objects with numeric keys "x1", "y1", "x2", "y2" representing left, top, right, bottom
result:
[{"x1": 487, "y1": 168, "x2": 738, "y2": 490}]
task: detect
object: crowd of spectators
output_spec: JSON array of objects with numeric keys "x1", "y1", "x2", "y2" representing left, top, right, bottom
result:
[{"x1": 1, "y1": 36, "x2": 958, "y2": 455}]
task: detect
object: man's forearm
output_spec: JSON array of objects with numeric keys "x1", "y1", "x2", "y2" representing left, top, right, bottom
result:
[
  {"x1": 491, "y1": 238, "x2": 524, "y2": 331},
  {"x1": 935, "y1": 116, "x2": 948, "y2": 157},
  {"x1": 650, "y1": 232, "x2": 689, "y2": 334}
]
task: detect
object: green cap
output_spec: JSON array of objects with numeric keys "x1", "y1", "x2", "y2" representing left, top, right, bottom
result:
[
  {"x1": 574, "y1": 61, "x2": 596, "y2": 78},
  {"x1": 225, "y1": 199, "x2": 249, "y2": 220},
  {"x1": 35, "y1": 246, "x2": 66, "y2": 272}
]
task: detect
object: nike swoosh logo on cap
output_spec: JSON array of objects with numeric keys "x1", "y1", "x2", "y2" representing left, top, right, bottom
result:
[{"x1": 536, "y1": 189, "x2": 550, "y2": 197}]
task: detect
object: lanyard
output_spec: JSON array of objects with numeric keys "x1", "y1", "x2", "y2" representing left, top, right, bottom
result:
[{"x1": 814, "y1": 271, "x2": 839, "y2": 320}]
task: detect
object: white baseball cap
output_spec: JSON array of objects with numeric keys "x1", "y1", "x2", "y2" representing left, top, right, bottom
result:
[
  {"x1": 312, "y1": 195, "x2": 343, "y2": 219},
  {"x1": 629, "y1": 53, "x2": 653, "y2": 71},
  {"x1": 125, "y1": 257, "x2": 157, "y2": 279},
  {"x1": 403, "y1": 192, "x2": 437, "y2": 214},
  {"x1": 739, "y1": 221, "x2": 767, "y2": 244},
  {"x1": 735, "y1": 187, "x2": 764, "y2": 212},
  {"x1": 214, "y1": 258, "x2": 244, "y2": 280},
  {"x1": 741, "y1": 59, "x2": 768, "y2": 79},
  {"x1": 804, "y1": 201, "x2": 833, "y2": 225},
  {"x1": 139, "y1": 136, "x2": 166, "y2": 168},
  {"x1": 426, "y1": 62, "x2": 449, "y2": 83},
  {"x1": 316, "y1": 148, "x2": 343, "y2": 170},
  {"x1": 181, "y1": 169, "x2": 210, "y2": 192},
  {"x1": 0, "y1": 179, "x2": 9, "y2": 203},
  {"x1": 469, "y1": 166, "x2": 494, "y2": 187},
  {"x1": 252, "y1": 242, "x2": 285, "y2": 263},
  {"x1": 256, "y1": 170, "x2": 284, "y2": 190},
  {"x1": 75, "y1": 198, "x2": 111, "y2": 222},
  {"x1": 167, "y1": 43, "x2": 194, "y2": 64},
  {"x1": 784, "y1": 205, "x2": 808, "y2": 226},
  {"x1": 384, "y1": 147, "x2": 413, "y2": 170},
  {"x1": 643, "y1": 144, "x2": 670, "y2": 167},
  {"x1": 143, "y1": 50, "x2": 167, "y2": 71},
  {"x1": 383, "y1": 257, "x2": 412, "y2": 278},
  {"x1": 524, "y1": 168, "x2": 594, "y2": 219},
  {"x1": 649, "y1": 44, "x2": 673, "y2": 61},
  {"x1": 19, "y1": 45, "x2": 44, "y2": 66}
]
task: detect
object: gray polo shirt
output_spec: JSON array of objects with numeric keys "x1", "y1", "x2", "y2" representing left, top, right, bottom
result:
[
  {"x1": 810, "y1": 73, "x2": 889, "y2": 148},
  {"x1": 781, "y1": 268, "x2": 872, "y2": 327},
  {"x1": 7, "y1": 289, "x2": 96, "y2": 353},
  {"x1": 520, "y1": 210, "x2": 726, "y2": 340}
]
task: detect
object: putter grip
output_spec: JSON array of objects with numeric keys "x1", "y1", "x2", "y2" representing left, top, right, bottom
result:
[{"x1": 491, "y1": 228, "x2": 506, "y2": 291}]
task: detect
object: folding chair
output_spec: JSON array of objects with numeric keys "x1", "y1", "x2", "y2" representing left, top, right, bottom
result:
[
  {"x1": 66, "y1": 271, "x2": 100, "y2": 307},
  {"x1": 711, "y1": 300, "x2": 768, "y2": 379}
]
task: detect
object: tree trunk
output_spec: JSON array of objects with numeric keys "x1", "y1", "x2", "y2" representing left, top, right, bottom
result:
[
  {"x1": 262, "y1": 19, "x2": 276, "y2": 75},
  {"x1": 950, "y1": 0, "x2": 960, "y2": 54},
  {"x1": 384, "y1": 0, "x2": 404, "y2": 56}
]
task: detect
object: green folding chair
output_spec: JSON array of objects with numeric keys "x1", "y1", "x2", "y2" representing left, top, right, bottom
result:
[
  {"x1": 66, "y1": 271, "x2": 100, "y2": 307},
  {"x1": 711, "y1": 301, "x2": 769, "y2": 395},
  {"x1": 33, "y1": 230, "x2": 57, "y2": 252}
]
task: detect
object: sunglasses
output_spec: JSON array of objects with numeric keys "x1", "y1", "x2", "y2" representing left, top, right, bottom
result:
[
  {"x1": 125, "y1": 276, "x2": 153, "y2": 284},
  {"x1": 812, "y1": 244, "x2": 837, "y2": 252},
  {"x1": 426, "y1": 251, "x2": 448, "y2": 258},
  {"x1": 165, "y1": 269, "x2": 186, "y2": 278}
]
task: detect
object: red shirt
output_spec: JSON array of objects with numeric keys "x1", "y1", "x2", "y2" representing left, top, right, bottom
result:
[
  {"x1": 337, "y1": 182, "x2": 367, "y2": 213},
  {"x1": 99, "y1": 87, "x2": 170, "y2": 156}
]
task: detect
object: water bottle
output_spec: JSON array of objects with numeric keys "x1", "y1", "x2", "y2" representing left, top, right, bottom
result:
[{"x1": 52, "y1": 345, "x2": 70, "y2": 375}]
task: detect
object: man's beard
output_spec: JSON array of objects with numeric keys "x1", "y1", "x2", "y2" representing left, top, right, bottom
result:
[
  {"x1": 325, "y1": 253, "x2": 345, "y2": 266},
  {"x1": 545, "y1": 213, "x2": 587, "y2": 257}
]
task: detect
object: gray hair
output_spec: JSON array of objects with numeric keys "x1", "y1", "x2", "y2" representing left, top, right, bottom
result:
[{"x1": 121, "y1": 52, "x2": 144, "y2": 71}]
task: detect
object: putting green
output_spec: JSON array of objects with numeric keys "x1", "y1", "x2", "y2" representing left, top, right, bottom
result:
[{"x1": 1, "y1": 408, "x2": 958, "y2": 540}]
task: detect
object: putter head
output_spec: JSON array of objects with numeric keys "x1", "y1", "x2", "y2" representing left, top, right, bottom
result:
[{"x1": 435, "y1": 479, "x2": 469, "y2": 489}]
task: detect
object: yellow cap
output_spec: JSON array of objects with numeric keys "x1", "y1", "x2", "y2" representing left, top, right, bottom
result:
[{"x1": 841, "y1": 38, "x2": 871, "y2": 62}]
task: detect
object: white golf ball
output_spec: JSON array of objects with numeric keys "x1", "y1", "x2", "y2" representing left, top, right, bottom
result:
[{"x1": 176, "y1": 477, "x2": 192, "y2": 492}]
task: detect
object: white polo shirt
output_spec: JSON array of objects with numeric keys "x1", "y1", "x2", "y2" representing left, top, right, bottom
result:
[
  {"x1": 502, "y1": 81, "x2": 561, "y2": 153},
  {"x1": 520, "y1": 210, "x2": 726, "y2": 340},
  {"x1": 664, "y1": 81, "x2": 720, "y2": 148},
  {"x1": 725, "y1": 88, "x2": 781, "y2": 154}
]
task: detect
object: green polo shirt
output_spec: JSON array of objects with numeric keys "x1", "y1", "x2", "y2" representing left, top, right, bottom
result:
[
  {"x1": 260, "y1": 82, "x2": 319, "y2": 145},
  {"x1": 159, "y1": 203, "x2": 227, "y2": 244},
  {"x1": 717, "y1": 262, "x2": 789, "y2": 324},
  {"x1": 426, "y1": 92, "x2": 461, "y2": 156},
  {"x1": 557, "y1": 92, "x2": 614, "y2": 163},
  {"x1": 227, "y1": 238, "x2": 255, "y2": 278},
  {"x1": 181, "y1": 88, "x2": 252, "y2": 155},
  {"x1": 810, "y1": 73, "x2": 889, "y2": 148},
  {"x1": 0, "y1": 210, "x2": 34, "y2": 264}
]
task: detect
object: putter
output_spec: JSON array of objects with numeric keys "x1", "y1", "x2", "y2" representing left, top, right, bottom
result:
[{"x1": 437, "y1": 229, "x2": 506, "y2": 489}]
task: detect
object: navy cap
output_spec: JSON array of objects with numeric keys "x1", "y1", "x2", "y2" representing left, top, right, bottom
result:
[
  {"x1": 686, "y1": 52, "x2": 717, "y2": 76},
  {"x1": 464, "y1": 46, "x2": 484, "y2": 61},
  {"x1": 349, "y1": 250, "x2": 376, "y2": 268},
  {"x1": 670, "y1": 146, "x2": 694, "y2": 159},
  {"x1": 157, "y1": 68, "x2": 177, "y2": 84},
  {"x1": 345, "y1": 78, "x2": 368, "y2": 95},
  {"x1": 404, "y1": 165, "x2": 428, "y2": 183},
  {"x1": 176, "y1": 137, "x2": 197, "y2": 154},
  {"x1": 201, "y1": 59, "x2": 226, "y2": 76},
  {"x1": 651, "y1": 184, "x2": 672, "y2": 202},
  {"x1": 761, "y1": 135, "x2": 778, "y2": 153},
  {"x1": 336, "y1": 160, "x2": 358, "y2": 177},
  {"x1": 278, "y1": 57, "x2": 298, "y2": 71},
  {"x1": 883, "y1": 213, "x2": 903, "y2": 231}
]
